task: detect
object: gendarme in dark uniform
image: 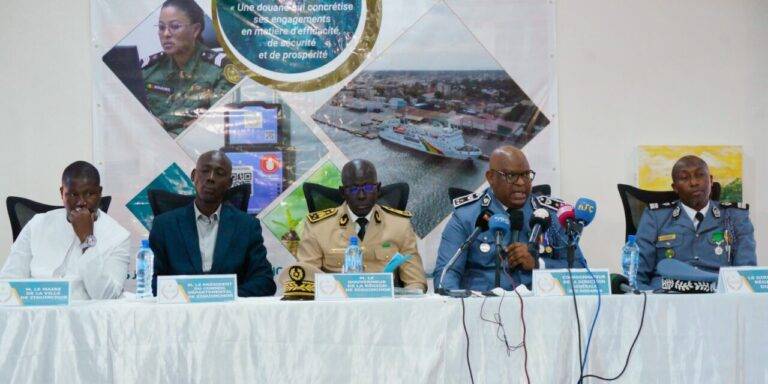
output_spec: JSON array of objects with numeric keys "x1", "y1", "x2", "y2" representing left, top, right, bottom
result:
[
  {"x1": 636, "y1": 199, "x2": 755, "y2": 290},
  {"x1": 142, "y1": 43, "x2": 240, "y2": 135}
]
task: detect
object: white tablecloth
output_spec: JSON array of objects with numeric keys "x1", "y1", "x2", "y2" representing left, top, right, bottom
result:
[{"x1": 1, "y1": 294, "x2": 767, "y2": 383}]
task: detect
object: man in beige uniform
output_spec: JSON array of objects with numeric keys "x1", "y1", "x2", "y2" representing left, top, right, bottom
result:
[{"x1": 296, "y1": 159, "x2": 427, "y2": 292}]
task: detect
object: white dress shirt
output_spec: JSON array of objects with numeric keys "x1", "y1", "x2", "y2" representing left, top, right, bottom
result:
[
  {"x1": 346, "y1": 206, "x2": 373, "y2": 236},
  {"x1": 194, "y1": 203, "x2": 221, "y2": 273},
  {"x1": 1, "y1": 208, "x2": 131, "y2": 300},
  {"x1": 681, "y1": 201, "x2": 710, "y2": 230}
]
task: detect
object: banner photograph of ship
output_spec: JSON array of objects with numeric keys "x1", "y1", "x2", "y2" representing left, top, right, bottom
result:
[{"x1": 311, "y1": 3, "x2": 551, "y2": 237}]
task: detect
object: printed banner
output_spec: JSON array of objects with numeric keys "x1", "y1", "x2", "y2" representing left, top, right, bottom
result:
[{"x1": 92, "y1": 0, "x2": 558, "y2": 289}]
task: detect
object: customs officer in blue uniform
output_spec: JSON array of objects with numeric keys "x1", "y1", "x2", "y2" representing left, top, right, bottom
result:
[
  {"x1": 636, "y1": 155, "x2": 756, "y2": 290},
  {"x1": 434, "y1": 146, "x2": 586, "y2": 292}
]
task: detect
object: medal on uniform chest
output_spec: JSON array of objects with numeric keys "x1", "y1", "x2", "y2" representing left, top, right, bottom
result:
[
  {"x1": 665, "y1": 248, "x2": 675, "y2": 258},
  {"x1": 712, "y1": 231, "x2": 725, "y2": 257},
  {"x1": 479, "y1": 243, "x2": 491, "y2": 253}
]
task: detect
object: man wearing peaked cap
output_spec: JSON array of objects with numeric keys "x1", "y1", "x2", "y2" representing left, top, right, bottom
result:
[
  {"x1": 635, "y1": 155, "x2": 756, "y2": 290},
  {"x1": 434, "y1": 145, "x2": 586, "y2": 292},
  {"x1": 296, "y1": 159, "x2": 427, "y2": 292}
]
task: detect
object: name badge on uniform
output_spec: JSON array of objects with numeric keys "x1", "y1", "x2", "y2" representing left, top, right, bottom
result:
[{"x1": 657, "y1": 234, "x2": 676, "y2": 242}]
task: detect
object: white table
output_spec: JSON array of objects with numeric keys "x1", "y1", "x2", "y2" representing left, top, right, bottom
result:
[{"x1": 1, "y1": 293, "x2": 766, "y2": 383}]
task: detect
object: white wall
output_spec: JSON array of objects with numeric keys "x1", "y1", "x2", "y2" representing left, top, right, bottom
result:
[
  {"x1": 0, "y1": 0, "x2": 92, "y2": 262},
  {"x1": 0, "y1": 0, "x2": 766, "y2": 271},
  {"x1": 558, "y1": 0, "x2": 768, "y2": 270}
]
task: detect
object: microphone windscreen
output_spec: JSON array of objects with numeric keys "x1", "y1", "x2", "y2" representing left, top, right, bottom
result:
[
  {"x1": 488, "y1": 213, "x2": 511, "y2": 237},
  {"x1": 474, "y1": 209, "x2": 493, "y2": 231},
  {"x1": 574, "y1": 198, "x2": 597, "y2": 226},
  {"x1": 556, "y1": 205, "x2": 575, "y2": 227},
  {"x1": 508, "y1": 209, "x2": 524, "y2": 231},
  {"x1": 610, "y1": 273, "x2": 630, "y2": 294},
  {"x1": 530, "y1": 208, "x2": 551, "y2": 230}
]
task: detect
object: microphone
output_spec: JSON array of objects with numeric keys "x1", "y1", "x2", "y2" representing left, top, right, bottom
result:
[
  {"x1": 508, "y1": 209, "x2": 524, "y2": 243},
  {"x1": 572, "y1": 197, "x2": 597, "y2": 237},
  {"x1": 527, "y1": 208, "x2": 551, "y2": 254},
  {"x1": 556, "y1": 204, "x2": 575, "y2": 228},
  {"x1": 488, "y1": 213, "x2": 511, "y2": 252},
  {"x1": 437, "y1": 209, "x2": 493, "y2": 295},
  {"x1": 488, "y1": 213, "x2": 510, "y2": 288},
  {"x1": 610, "y1": 273, "x2": 637, "y2": 294}
]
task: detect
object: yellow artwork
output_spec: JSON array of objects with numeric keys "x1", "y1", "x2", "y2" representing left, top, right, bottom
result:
[{"x1": 638, "y1": 145, "x2": 742, "y2": 201}]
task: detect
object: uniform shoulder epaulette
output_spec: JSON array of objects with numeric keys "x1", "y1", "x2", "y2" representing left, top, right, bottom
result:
[
  {"x1": 452, "y1": 192, "x2": 481, "y2": 208},
  {"x1": 141, "y1": 52, "x2": 165, "y2": 69},
  {"x1": 380, "y1": 205, "x2": 412, "y2": 218},
  {"x1": 648, "y1": 201, "x2": 677, "y2": 211},
  {"x1": 534, "y1": 195, "x2": 566, "y2": 211},
  {"x1": 720, "y1": 201, "x2": 749, "y2": 210},
  {"x1": 306, "y1": 207, "x2": 338, "y2": 223},
  {"x1": 200, "y1": 49, "x2": 229, "y2": 67}
]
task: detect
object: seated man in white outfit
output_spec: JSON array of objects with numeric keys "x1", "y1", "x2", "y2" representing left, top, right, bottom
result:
[{"x1": 1, "y1": 161, "x2": 130, "y2": 299}]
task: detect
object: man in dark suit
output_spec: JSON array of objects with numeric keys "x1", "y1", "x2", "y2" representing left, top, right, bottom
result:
[{"x1": 150, "y1": 150, "x2": 276, "y2": 297}]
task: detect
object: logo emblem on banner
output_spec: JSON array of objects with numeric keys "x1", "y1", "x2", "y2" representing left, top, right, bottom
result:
[
  {"x1": 260, "y1": 155, "x2": 281, "y2": 174},
  {"x1": 212, "y1": 0, "x2": 382, "y2": 91}
]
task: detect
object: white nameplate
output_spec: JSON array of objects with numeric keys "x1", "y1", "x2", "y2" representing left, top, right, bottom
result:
[
  {"x1": 315, "y1": 273, "x2": 394, "y2": 301},
  {"x1": 533, "y1": 268, "x2": 611, "y2": 296},
  {"x1": 0, "y1": 279, "x2": 71, "y2": 306},
  {"x1": 156, "y1": 275, "x2": 237, "y2": 304},
  {"x1": 717, "y1": 267, "x2": 768, "y2": 293}
]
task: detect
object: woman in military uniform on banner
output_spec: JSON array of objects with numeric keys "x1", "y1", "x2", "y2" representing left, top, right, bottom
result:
[{"x1": 142, "y1": 0, "x2": 241, "y2": 136}]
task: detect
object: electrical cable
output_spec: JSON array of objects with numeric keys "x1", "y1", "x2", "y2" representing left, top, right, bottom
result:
[
  {"x1": 580, "y1": 260, "x2": 603, "y2": 371},
  {"x1": 567, "y1": 250, "x2": 585, "y2": 383},
  {"x1": 580, "y1": 291, "x2": 648, "y2": 382},
  {"x1": 461, "y1": 297, "x2": 476, "y2": 384}
]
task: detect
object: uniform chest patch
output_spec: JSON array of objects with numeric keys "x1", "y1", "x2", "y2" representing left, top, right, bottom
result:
[{"x1": 146, "y1": 83, "x2": 173, "y2": 95}]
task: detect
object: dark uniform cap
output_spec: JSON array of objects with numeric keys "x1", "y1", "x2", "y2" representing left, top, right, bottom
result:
[
  {"x1": 657, "y1": 259, "x2": 718, "y2": 293},
  {"x1": 279, "y1": 262, "x2": 323, "y2": 300}
]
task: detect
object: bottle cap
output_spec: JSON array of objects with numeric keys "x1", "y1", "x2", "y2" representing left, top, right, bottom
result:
[
  {"x1": 141, "y1": 239, "x2": 150, "y2": 248},
  {"x1": 349, "y1": 236, "x2": 359, "y2": 246},
  {"x1": 627, "y1": 235, "x2": 636, "y2": 244}
]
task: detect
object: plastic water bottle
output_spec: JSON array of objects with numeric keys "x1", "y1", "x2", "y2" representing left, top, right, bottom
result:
[
  {"x1": 343, "y1": 236, "x2": 363, "y2": 273},
  {"x1": 621, "y1": 235, "x2": 640, "y2": 289},
  {"x1": 135, "y1": 239, "x2": 154, "y2": 298}
]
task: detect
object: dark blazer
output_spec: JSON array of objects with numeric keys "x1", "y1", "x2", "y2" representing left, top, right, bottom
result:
[{"x1": 149, "y1": 202, "x2": 276, "y2": 297}]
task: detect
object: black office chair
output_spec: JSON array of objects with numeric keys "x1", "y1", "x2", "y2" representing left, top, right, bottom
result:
[
  {"x1": 447, "y1": 184, "x2": 552, "y2": 204},
  {"x1": 147, "y1": 183, "x2": 251, "y2": 217},
  {"x1": 302, "y1": 182, "x2": 410, "y2": 212},
  {"x1": 617, "y1": 182, "x2": 721, "y2": 240},
  {"x1": 6, "y1": 196, "x2": 113, "y2": 241}
]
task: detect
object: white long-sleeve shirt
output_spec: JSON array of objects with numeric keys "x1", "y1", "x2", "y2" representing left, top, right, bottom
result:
[{"x1": 1, "y1": 208, "x2": 131, "y2": 300}]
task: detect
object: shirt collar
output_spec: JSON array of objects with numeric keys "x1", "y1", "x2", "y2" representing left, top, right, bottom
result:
[
  {"x1": 346, "y1": 204, "x2": 374, "y2": 224},
  {"x1": 194, "y1": 202, "x2": 221, "y2": 222},
  {"x1": 680, "y1": 201, "x2": 709, "y2": 222}
]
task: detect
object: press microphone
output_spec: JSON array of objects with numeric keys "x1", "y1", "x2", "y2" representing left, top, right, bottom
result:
[
  {"x1": 508, "y1": 209, "x2": 524, "y2": 243},
  {"x1": 610, "y1": 273, "x2": 638, "y2": 294},
  {"x1": 437, "y1": 209, "x2": 493, "y2": 295},
  {"x1": 572, "y1": 197, "x2": 597, "y2": 237},
  {"x1": 488, "y1": 213, "x2": 511, "y2": 251},
  {"x1": 556, "y1": 204, "x2": 575, "y2": 228},
  {"x1": 488, "y1": 213, "x2": 510, "y2": 288},
  {"x1": 528, "y1": 208, "x2": 551, "y2": 254}
]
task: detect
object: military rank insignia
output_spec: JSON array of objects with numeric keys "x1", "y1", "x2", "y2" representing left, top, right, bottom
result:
[{"x1": 280, "y1": 264, "x2": 317, "y2": 301}]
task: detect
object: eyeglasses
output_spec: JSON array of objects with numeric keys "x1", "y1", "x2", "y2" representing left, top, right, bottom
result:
[
  {"x1": 342, "y1": 183, "x2": 378, "y2": 195},
  {"x1": 491, "y1": 169, "x2": 536, "y2": 184},
  {"x1": 155, "y1": 22, "x2": 190, "y2": 34}
]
